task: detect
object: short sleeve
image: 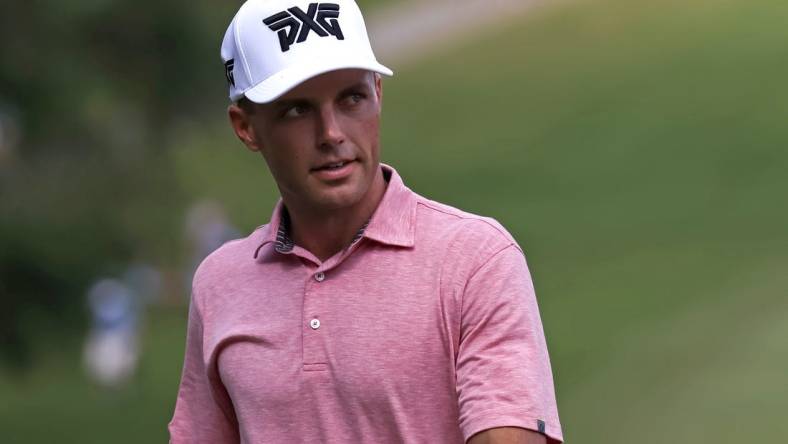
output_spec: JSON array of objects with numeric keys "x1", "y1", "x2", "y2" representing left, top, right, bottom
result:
[
  {"x1": 456, "y1": 244, "x2": 563, "y2": 443},
  {"x1": 168, "y1": 294, "x2": 240, "y2": 443}
]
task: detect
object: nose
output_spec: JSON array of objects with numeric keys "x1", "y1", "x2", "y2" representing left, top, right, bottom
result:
[{"x1": 316, "y1": 105, "x2": 345, "y2": 148}]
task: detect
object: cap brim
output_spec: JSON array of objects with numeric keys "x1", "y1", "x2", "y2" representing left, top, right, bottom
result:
[{"x1": 243, "y1": 57, "x2": 393, "y2": 104}]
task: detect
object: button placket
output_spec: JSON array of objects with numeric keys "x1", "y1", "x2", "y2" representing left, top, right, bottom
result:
[
  {"x1": 308, "y1": 272, "x2": 323, "y2": 331},
  {"x1": 303, "y1": 270, "x2": 328, "y2": 370}
]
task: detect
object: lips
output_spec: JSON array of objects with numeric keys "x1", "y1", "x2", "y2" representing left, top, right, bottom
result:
[
  {"x1": 310, "y1": 158, "x2": 357, "y2": 181},
  {"x1": 312, "y1": 159, "x2": 356, "y2": 171}
]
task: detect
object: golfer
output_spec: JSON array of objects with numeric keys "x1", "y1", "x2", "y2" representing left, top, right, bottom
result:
[{"x1": 169, "y1": 0, "x2": 563, "y2": 442}]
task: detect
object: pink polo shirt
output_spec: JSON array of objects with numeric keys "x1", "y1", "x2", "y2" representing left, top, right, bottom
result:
[{"x1": 168, "y1": 163, "x2": 563, "y2": 443}]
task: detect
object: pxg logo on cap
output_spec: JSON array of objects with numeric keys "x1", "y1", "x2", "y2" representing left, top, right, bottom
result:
[
  {"x1": 264, "y1": 3, "x2": 344, "y2": 52},
  {"x1": 224, "y1": 59, "x2": 235, "y2": 87}
]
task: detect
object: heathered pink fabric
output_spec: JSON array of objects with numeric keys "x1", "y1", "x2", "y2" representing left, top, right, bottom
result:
[{"x1": 168, "y1": 163, "x2": 563, "y2": 443}]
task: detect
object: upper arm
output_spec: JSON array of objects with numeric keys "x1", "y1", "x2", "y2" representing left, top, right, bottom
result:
[
  {"x1": 168, "y1": 294, "x2": 239, "y2": 443},
  {"x1": 455, "y1": 243, "x2": 563, "y2": 443}
]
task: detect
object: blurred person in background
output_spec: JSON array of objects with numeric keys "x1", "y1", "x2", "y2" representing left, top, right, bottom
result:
[
  {"x1": 83, "y1": 263, "x2": 162, "y2": 388},
  {"x1": 83, "y1": 277, "x2": 141, "y2": 388},
  {"x1": 168, "y1": 0, "x2": 562, "y2": 443}
]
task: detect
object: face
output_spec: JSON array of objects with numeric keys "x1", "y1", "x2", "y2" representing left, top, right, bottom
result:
[{"x1": 228, "y1": 69, "x2": 383, "y2": 216}]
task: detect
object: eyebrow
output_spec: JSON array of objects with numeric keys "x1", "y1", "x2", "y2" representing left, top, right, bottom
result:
[
  {"x1": 271, "y1": 98, "x2": 310, "y2": 110},
  {"x1": 337, "y1": 82, "x2": 371, "y2": 97},
  {"x1": 273, "y1": 82, "x2": 371, "y2": 107}
]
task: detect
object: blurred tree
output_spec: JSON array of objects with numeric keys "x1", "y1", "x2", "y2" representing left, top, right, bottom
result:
[{"x1": 0, "y1": 0, "x2": 238, "y2": 369}]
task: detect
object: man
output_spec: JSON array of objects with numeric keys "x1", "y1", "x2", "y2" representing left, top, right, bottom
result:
[{"x1": 168, "y1": 0, "x2": 563, "y2": 443}]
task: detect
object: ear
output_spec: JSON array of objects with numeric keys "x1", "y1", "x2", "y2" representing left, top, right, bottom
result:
[{"x1": 228, "y1": 104, "x2": 263, "y2": 153}]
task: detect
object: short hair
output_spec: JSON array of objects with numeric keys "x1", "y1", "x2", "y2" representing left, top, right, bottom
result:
[{"x1": 236, "y1": 96, "x2": 257, "y2": 115}]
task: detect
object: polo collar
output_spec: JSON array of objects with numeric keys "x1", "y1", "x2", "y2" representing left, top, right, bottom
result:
[
  {"x1": 253, "y1": 163, "x2": 417, "y2": 260},
  {"x1": 362, "y1": 163, "x2": 417, "y2": 248}
]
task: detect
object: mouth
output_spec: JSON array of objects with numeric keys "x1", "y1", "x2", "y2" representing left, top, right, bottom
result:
[
  {"x1": 310, "y1": 158, "x2": 358, "y2": 181},
  {"x1": 311, "y1": 159, "x2": 356, "y2": 171}
]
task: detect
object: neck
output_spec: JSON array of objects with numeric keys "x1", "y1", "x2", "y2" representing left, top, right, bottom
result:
[{"x1": 284, "y1": 166, "x2": 387, "y2": 262}]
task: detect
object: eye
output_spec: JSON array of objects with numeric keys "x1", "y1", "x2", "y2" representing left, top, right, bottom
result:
[
  {"x1": 282, "y1": 104, "x2": 309, "y2": 118},
  {"x1": 344, "y1": 92, "x2": 367, "y2": 106}
]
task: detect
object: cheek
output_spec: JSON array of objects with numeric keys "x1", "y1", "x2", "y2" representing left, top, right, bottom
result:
[
  {"x1": 263, "y1": 127, "x2": 313, "y2": 170},
  {"x1": 352, "y1": 110, "x2": 381, "y2": 149}
]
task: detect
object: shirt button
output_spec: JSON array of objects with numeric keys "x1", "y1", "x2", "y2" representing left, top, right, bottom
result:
[
  {"x1": 314, "y1": 272, "x2": 325, "y2": 282},
  {"x1": 309, "y1": 318, "x2": 321, "y2": 329}
]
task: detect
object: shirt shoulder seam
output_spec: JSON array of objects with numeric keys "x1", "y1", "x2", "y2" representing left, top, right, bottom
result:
[
  {"x1": 460, "y1": 243, "x2": 518, "y2": 317},
  {"x1": 416, "y1": 199, "x2": 518, "y2": 245}
]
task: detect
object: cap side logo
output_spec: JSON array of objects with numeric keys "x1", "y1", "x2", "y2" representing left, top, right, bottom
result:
[
  {"x1": 224, "y1": 59, "x2": 235, "y2": 87},
  {"x1": 264, "y1": 3, "x2": 344, "y2": 52}
]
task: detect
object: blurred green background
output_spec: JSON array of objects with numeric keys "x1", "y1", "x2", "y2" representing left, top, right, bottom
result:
[{"x1": 1, "y1": 0, "x2": 787, "y2": 442}]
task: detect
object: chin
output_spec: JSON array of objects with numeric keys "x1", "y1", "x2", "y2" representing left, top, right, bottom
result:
[
  {"x1": 303, "y1": 165, "x2": 376, "y2": 211},
  {"x1": 317, "y1": 190, "x2": 364, "y2": 211}
]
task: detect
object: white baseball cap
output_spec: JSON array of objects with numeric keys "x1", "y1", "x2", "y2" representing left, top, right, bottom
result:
[{"x1": 221, "y1": 0, "x2": 393, "y2": 104}]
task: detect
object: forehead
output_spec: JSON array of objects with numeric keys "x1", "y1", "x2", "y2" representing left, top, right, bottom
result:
[{"x1": 276, "y1": 69, "x2": 375, "y2": 101}]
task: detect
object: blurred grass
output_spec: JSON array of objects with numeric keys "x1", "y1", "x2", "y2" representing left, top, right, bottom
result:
[
  {"x1": 0, "y1": 307, "x2": 186, "y2": 443},
  {"x1": 3, "y1": 0, "x2": 788, "y2": 442}
]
